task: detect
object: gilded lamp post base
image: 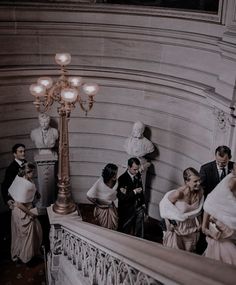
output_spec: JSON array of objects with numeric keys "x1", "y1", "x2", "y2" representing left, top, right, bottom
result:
[
  {"x1": 52, "y1": 182, "x2": 77, "y2": 215},
  {"x1": 53, "y1": 202, "x2": 76, "y2": 215},
  {"x1": 53, "y1": 197, "x2": 77, "y2": 215}
]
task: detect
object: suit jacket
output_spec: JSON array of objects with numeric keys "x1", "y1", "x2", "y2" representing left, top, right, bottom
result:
[
  {"x1": 1, "y1": 160, "x2": 26, "y2": 204},
  {"x1": 117, "y1": 170, "x2": 145, "y2": 225},
  {"x1": 200, "y1": 160, "x2": 234, "y2": 198}
]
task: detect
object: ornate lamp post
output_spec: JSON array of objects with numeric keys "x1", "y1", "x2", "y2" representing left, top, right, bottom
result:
[{"x1": 29, "y1": 53, "x2": 99, "y2": 214}]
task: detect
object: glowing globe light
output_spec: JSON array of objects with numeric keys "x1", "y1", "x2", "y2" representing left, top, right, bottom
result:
[
  {"x1": 55, "y1": 53, "x2": 71, "y2": 66},
  {"x1": 69, "y1": 76, "x2": 83, "y2": 87},
  {"x1": 29, "y1": 84, "x2": 46, "y2": 97},
  {"x1": 38, "y1": 77, "x2": 53, "y2": 89},
  {"x1": 82, "y1": 83, "x2": 99, "y2": 96},
  {"x1": 61, "y1": 88, "x2": 78, "y2": 103}
]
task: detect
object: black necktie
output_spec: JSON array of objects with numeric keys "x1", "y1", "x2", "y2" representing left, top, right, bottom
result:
[
  {"x1": 220, "y1": 167, "x2": 226, "y2": 180},
  {"x1": 133, "y1": 176, "x2": 138, "y2": 187}
]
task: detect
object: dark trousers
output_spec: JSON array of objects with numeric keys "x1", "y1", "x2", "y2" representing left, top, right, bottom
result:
[
  {"x1": 37, "y1": 213, "x2": 50, "y2": 252},
  {"x1": 121, "y1": 207, "x2": 145, "y2": 238},
  {"x1": 196, "y1": 231, "x2": 207, "y2": 255}
]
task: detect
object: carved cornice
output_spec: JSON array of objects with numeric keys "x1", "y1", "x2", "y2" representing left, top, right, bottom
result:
[{"x1": 0, "y1": 0, "x2": 224, "y2": 23}]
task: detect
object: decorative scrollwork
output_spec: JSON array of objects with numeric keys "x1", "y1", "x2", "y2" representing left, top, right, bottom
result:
[
  {"x1": 50, "y1": 225, "x2": 62, "y2": 255},
  {"x1": 51, "y1": 227, "x2": 163, "y2": 285},
  {"x1": 214, "y1": 108, "x2": 227, "y2": 130}
]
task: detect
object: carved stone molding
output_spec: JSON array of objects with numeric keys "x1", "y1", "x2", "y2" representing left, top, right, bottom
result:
[
  {"x1": 46, "y1": 216, "x2": 236, "y2": 285},
  {"x1": 213, "y1": 107, "x2": 231, "y2": 131},
  {"x1": 50, "y1": 225, "x2": 62, "y2": 256},
  {"x1": 212, "y1": 107, "x2": 236, "y2": 152},
  {"x1": 48, "y1": 224, "x2": 162, "y2": 284},
  {"x1": 35, "y1": 158, "x2": 57, "y2": 208},
  {"x1": 58, "y1": 228, "x2": 162, "y2": 285},
  {"x1": 0, "y1": 0, "x2": 223, "y2": 22}
]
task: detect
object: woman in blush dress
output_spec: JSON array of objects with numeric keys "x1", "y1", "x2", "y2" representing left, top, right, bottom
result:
[
  {"x1": 202, "y1": 163, "x2": 236, "y2": 265},
  {"x1": 8, "y1": 162, "x2": 42, "y2": 263},
  {"x1": 159, "y1": 167, "x2": 204, "y2": 252},
  {"x1": 87, "y1": 163, "x2": 118, "y2": 230}
]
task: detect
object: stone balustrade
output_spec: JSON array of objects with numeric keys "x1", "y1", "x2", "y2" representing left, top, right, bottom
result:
[{"x1": 47, "y1": 207, "x2": 236, "y2": 285}]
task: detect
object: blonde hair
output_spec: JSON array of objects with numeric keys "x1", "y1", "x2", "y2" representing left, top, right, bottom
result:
[{"x1": 183, "y1": 167, "x2": 200, "y2": 182}]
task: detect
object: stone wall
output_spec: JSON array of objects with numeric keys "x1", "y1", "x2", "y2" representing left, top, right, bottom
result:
[{"x1": 0, "y1": 1, "x2": 236, "y2": 218}]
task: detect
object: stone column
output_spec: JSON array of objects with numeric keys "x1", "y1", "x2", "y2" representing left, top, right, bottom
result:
[{"x1": 34, "y1": 152, "x2": 58, "y2": 212}]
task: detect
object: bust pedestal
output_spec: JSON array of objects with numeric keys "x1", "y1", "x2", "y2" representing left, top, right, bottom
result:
[
  {"x1": 138, "y1": 156, "x2": 151, "y2": 190},
  {"x1": 34, "y1": 151, "x2": 58, "y2": 213}
]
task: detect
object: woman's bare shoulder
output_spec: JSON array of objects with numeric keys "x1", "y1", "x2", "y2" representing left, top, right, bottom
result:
[{"x1": 168, "y1": 187, "x2": 184, "y2": 203}]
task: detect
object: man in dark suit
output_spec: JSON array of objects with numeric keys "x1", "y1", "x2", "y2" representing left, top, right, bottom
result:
[
  {"x1": 1, "y1": 143, "x2": 26, "y2": 257},
  {"x1": 1, "y1": 143, "x2": 26, "y2": 207},
  {"x1": 200, "y1": 145, "x2": 234, "y2": 199},
  {"x1": 197, "y1": 145, "x2": 234, "y2": 254},
  {"x1": 117, "y1": 157, "x2": 146, "y2": 238}
]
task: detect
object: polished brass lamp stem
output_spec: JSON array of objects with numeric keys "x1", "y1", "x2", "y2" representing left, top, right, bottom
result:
[{"x1": 53, "y1": 111, "x2": 76, "y2": 214}]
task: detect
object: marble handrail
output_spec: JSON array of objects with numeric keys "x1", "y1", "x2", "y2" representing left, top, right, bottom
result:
[{"x1": 47, "y1": 208, "x2": 236, "y2": 285}]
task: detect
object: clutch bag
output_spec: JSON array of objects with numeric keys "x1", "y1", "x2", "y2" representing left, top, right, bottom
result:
[{"x1": 209, "y1": 221, "x2": 221, "y2": 240}]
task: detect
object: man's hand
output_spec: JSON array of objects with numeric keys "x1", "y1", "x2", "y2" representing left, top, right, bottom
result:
[
  {"x1": 120, "y1": 187, "x2": 127, "y2": 194},
  {"x1": 7, "y1": 199, "x2": 14, "y2": 210},
  {"x1": 29, "y1": 214, "x2": 37, "y2": 221},
  {"x1": 144, "y1": 213, "x2": 149, "y2": 223},
  {"x1": 134, "y1": 187, "x2": 143, "y2": 194}
]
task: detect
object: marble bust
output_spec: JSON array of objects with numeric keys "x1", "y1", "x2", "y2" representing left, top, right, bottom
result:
[
  {"x1": 124, "y1": 121, "x2": 154, "y2": 158},
  {"x1": 123, "y1": 121, "x2": 155, "y2": 181},
  {"x1": 31, "y1": 113, "x2": 58, "y2": 156}
]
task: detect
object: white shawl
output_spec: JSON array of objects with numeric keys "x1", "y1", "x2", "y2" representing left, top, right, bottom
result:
[
  {"x1": 159, "y1": 190, "x2": 204, "y2": 222},
  {"x1": 204, "y1": 173, "x2": 236, "y2": 230},
  {"x1": 8, "y1": 175, "x2": 36, "y2": 203},
  {"x1": 87, "y1": 177, "x2": 118, "y2": 203}
]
